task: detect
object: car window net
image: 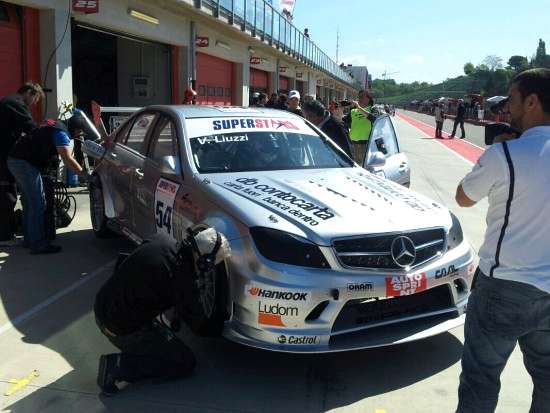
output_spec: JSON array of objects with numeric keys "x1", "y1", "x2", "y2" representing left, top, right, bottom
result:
[{"x1": 189, "y1": 131, "x2": 353, "y2": 173}]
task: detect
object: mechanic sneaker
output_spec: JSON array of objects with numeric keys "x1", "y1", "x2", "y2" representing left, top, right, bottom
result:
[
  {"x1": 30, "y1": 245, "x2": 62, "y2": 255},
  {"x1": 97, "y1": 354, "x2": 120, "y2": 396}
]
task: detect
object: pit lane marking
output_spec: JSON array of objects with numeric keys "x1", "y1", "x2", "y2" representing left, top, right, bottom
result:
[
  {"x1": 0, "y1": 260, "x2": 114, "y2": 337},
  {"x1": 4, "y1": 370, "x2": 39, "y2": 396}
]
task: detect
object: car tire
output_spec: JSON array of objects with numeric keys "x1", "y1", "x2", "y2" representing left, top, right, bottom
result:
[
  {"x1": 89, "y1": 176, "x2": 116, "y2": 239},
  {"x1": 186, "y1": 262, "x2": 228, "y2": 337}
]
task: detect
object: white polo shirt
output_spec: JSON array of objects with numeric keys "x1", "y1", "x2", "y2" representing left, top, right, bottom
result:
[{"x1": 460, "y1": 126, "x2": 550, "y2": 292}]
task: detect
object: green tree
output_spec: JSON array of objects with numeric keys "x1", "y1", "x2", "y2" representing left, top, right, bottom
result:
[
  {"x1": 534, "y1": 39, "x2": 547, "y2": 66},
  {"x1": 507, "y1": 55, "x2": 529, "y2": 72},
  {"x1": 464, "y1": 62, "x2": 475, "y2": 75}
]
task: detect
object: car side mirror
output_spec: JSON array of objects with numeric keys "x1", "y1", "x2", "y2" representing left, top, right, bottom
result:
[
  {"x1": 159, "y1": 155, "x2": 182, "y2": 176},
  {"x1": 365, "y1": 151, "x2": 386, "y2": 168}
]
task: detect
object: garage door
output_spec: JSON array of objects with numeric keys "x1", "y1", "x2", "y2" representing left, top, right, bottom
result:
[
  {"x1": 279, "y1": 76, "x2": 289, "y2": 93},
  {"x1": 0, "y1": 3, "x2": 22, "y2": 97},
  {"x1": 196, "y1": 53, "x2": 233, "y2": 106},
  {"x1": 250, "y1": 68, "x2": 268, "y2": 91}
]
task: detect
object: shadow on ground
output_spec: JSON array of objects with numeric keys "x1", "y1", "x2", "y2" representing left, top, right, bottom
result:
[{"x1": 1, "y1": 228, "x2": 463, "y2": 413}]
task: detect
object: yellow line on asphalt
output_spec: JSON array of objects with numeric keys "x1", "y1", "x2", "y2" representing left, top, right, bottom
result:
[
  {"x1": 4, "y1": 370, "x2": 40, "y2": 396},
  {"x1": 375, "y1": 410, "x2": 387, "y2": 413}
]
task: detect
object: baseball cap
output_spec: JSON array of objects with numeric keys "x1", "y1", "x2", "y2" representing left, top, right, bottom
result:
[{"x1": 289, "y1": 90, "x2": 301, "y2": 100}]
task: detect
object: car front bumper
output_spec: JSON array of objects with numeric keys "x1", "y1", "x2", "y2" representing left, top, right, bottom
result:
[{"x1": 222, "y1": 237, "x2": 475, "y2": 353}]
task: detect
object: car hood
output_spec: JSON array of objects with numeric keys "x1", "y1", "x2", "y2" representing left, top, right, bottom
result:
[{"x1": 205, "y1": 168, "x2": 451, "y2": 245}]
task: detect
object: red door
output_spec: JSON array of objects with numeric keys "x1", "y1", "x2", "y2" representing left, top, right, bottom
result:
[
  {"x1": 279, "y1": 76, "x2": 289, "y2": 93},
  {"x1": 250, "y1": 68, "x2": 268, "y2": 92},
  {"x1": 196, "y1": 53, "x2": 233, "y2": 106},
  {"x1": 0, "y1": 3, "x2": 22, "y2": 97}
]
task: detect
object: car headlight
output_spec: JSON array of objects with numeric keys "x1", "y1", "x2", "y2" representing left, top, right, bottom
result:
[
  {"x1": 447, "y1": 212, "x2": 464, "y2": 250},
  {"x1": 250, "y1": 227, "x2": 330, "y2": 268}
]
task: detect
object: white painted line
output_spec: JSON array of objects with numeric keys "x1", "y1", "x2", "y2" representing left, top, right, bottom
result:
[
  {"x1": 400, "y1": 111, "x2": 486, "y2": 150},
  {"x1": 396, "y1": 116, "x2": 475, "y2": 166},
  {"x1": 0, "y1": 260, "x2": 114, "y2": 337}
]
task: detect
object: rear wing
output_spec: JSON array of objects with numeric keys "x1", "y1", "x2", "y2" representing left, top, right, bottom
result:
[{"x1": 90, "y1": 101, "x2": 141, "y2": 140}]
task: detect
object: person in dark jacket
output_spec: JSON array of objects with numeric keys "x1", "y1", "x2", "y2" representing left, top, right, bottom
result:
[
  {"x1": 94, "y1": 229, "x2": 230, "y2": 396},
  {"x1": 265, "y1": 93, "x2": 278, "y2": 108},
  {"x1": 287, "y1": 90, "x2": 304, "y2": 117},
  {"x1": 274, "y1": 93, "x2": 289, "y2": 111},
  {"x1": 303, "y1": 99, "x2": 353, "y2": 157},
  {"x1": 451, "y1": 98, "x2": 466, "y2": 139},
  {"x1": 0, "y1": 83, "x2": 43, "y2": 244},
  {"x1": 8, "y1": 120, "x2": 84, "y2": 254}
]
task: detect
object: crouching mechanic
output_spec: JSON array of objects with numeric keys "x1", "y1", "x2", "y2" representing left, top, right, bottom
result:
[{"x1": 94, "y1": 228, "x2": 230, "y2": 395}]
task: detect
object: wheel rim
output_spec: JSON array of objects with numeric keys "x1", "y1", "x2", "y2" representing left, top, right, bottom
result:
[
  {"x1": 90, "y1": 185, "x2": 105, "y2": 231},
  {"x1": 196, "y1": 268, "x2": 216, "y2": 318}
]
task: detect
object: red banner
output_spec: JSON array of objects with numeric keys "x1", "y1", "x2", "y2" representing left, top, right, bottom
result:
[{"x1": 72, "y1": 0, "x2": 99, "y2": 14}]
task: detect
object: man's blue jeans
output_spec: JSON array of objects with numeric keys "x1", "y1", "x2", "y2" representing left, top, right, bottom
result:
[
  {"x1": 6, "y1": 157, "x2": 47, "y2": 250},
  {"x1": 457, "y1": 271, "x2": 550, "y2": 413}
]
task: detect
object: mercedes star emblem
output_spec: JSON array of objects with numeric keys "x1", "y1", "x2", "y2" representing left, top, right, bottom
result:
[{"x1": 390, "y1": 236, "x2": 416, "y2": 268}]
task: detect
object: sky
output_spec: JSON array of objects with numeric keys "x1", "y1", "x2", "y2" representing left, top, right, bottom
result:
[{"x1": 291, "y1": 0, "x2": 550, "y2": 84}]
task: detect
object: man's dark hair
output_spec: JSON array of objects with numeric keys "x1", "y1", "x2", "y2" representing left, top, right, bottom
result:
[
  {"x1": 358, "y1": 89, "x2": 374, "y2": 104},
  {"x1": 17, "y1": 82, "x2": 45, "y2": 100},
  {"x1": 259, "y1": 92, "x2": 267, "y2": 101},
  {"x1": 278, "y1": 94, "x2": 288, "y2": 104},
  {"x1": 303, "y1": 99, "x2": 326, "y2": 117},
  {"x1": 512, "y1": 68, "x2": 550, "y2": 115}
]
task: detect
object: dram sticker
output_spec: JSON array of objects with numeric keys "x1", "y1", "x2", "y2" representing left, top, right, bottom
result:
[
  {"x1": 154, "y1": 178, "x2": 181, "y2": 239},
  {"x1": 347, "y1": 283, "x2": 374, "y2": 293},
  {"x1": 385, "y1": 273, "x2": 427, "y2": 296}
]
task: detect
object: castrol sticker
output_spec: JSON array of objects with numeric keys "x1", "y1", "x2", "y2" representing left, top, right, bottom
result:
[{"x1": 385, "y1": 273, "x2": 427, "y2": 296}]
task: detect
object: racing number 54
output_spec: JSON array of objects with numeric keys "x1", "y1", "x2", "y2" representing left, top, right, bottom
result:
[{"x1": 155, "y1": 200, "x2": 172, "y2": 234}]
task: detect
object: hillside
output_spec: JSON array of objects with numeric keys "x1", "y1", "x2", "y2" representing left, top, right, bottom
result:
[{"x1": 381, "y1": 76, "x2": 476, "y2": 105}]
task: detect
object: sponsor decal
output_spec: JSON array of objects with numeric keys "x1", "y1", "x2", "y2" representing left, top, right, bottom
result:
[
  {"x1": 197, "y1": 134, "x2": 249, "y2": 145},
  {"x1": 347, "y1": 282, "x2": 374, "y2": 293},
  {"x1": 195, "y1": 36, "x2": 209, "y2": 47},
  {"x1": 247, "y1": 286, "x2": 308, "y2": 301},
  {"x1": 277, "y1": 335, "x2": 319, "y2": 345},
  {"x1": 258, "y1": 302, "x2": 298, "y2": 327},
  {"x1": 212, "y1": 118, "x2": 300, "y2": 131},
  {"x1": 385, "y1": 273, "x2": 427, "y2": 296},
  {"x1": 435, "y1": 264, "x2": 459, "y2": 279},
  {"x1": 223, "y1": 178, "x2": 335, "y2": 227},
  {"x1": 154, "y1": 178, "x2": 181, "y2": 239},
  {"x1": 72, "y1": 0, "x2": 98, "y2": 13}
]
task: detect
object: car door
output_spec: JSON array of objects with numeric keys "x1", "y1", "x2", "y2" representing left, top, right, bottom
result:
[
  {"x1": 364, "y1": 116, "x2": 410, "y2": 186},
  {"x1": 107, "y1": 111, "x2": 158, "y2": 232},
  {"x1": 133, "y1": 114, "x2": 184, "y2": 239}
]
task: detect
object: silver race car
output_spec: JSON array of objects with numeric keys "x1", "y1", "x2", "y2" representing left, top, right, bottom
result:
[{"x1": 85, "y1": 106, "x2": 474, "y2": 353}]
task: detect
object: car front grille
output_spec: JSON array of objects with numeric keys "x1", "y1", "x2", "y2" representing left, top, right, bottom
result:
[
  {"x1": 332, "y1": 284, "x2": 453, "y2": 334},
  {"x1": 333, "y1": 228, "x2": 446, "y2": 270}
]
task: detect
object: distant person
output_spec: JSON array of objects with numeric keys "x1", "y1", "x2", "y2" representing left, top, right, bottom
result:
[
  {"x1": 183, "y1": 87, "x2": 197, "y2": 105},
  {"x1": 346, "y1": 90, "x2": 376, "y2": 165},
  {"x1": 275, "y1": 94, "x2": 288, "y2": 111},
  {"x1": 451, "y1": 98, "x2": 466, "y2": 139},
  {"x1": 287, "y1": 90, "x2": 304, "y2": 117},
  {"x1": 303, "y1": 99, "x2": 352, "y2": 157},
  {"x1": 304, "y1": 28, "x2": 310, "y2": 38},
  {"x1": 0, "y1": 82, "x2": 43, "y2": 245},
  {"x1": 257, "y1": 92, "x2": 267, "y2": 107},
  {"x1": 265, "y1": 93, "x2": 278, "y2": 108},
  {"x1": 434, "y1": 102, "x2": 445, "y2": 139}
]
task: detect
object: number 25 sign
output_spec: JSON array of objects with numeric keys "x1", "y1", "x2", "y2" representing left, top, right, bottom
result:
[{"x1": 72, "y1": 0, "x2": 99, "y2": 14}]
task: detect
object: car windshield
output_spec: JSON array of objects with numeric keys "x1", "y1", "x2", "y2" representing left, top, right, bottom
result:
[{"x1": 189, "y1": 131, "x2": 354, "y2": 173}]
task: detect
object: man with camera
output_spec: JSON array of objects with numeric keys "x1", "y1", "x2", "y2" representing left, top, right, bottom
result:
[{"x1": 455, "y1": 68, "x2": 550, "y2": 413}]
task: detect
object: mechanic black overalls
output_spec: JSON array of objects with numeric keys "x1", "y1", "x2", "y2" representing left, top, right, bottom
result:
[
  {"x1": 94, "y1": 232, "x2": 221, "y2": 395},
  {"x1": 0, "y1": 95, "x2": 36, "y2": 241}
]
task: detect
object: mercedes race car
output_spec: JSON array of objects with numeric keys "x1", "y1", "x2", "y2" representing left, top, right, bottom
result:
[{"x1": 85, "y1": 105, "x2": 475, "y2": 353}]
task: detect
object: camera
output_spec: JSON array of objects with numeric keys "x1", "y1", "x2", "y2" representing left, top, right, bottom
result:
[
  {"x1": 485, "y1": 122, "x2": 520, "y2": 145},
  {"x1": 340, "y1": 100, "x2": 351, "y2": 107},
  {"x1": 489, "y1": 97, "x2": 509, "y2": 115}
]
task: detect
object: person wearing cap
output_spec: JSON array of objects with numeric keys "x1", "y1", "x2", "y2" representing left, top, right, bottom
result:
[
  {"x1": 95, "y1": 228, "x2": 230, "y2": 396},
  {"x1": 7, "y1": 119, "x2": 85, "y2": 254},
  {"x1": 287, "y1": 90, "x2": 304, "y2": 117}
]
